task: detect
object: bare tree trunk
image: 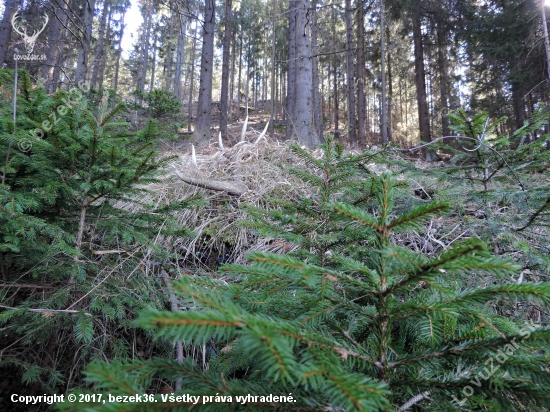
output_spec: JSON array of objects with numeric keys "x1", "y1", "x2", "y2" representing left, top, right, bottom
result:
[
  {"x1": 270, "y1": 0, "x2": 277, "y2": 135},
  {"x1": 174, "y1": 15, "x2": 187, "y2": 99},
  {"x1": 345, "y1": 0, "x2": 357, "y2": 146},
  {"x1": 50, "y1": 2, "x2": 70, "y2": 93},
  {"x1": 387, "y1": 26, "x2": 393, "y2": 142},
  {"x1": 97, "y1": 10, "x2": 111, "y2": 90},
  {"x1": 0, "y1": 0, "x2": 17, "y2": 66},
  {"x1": 113, "y1": 11, "x2": 126, "y2": 94},
  {"x1": 311, "y1": 0, "x2": 323, "y2": 142},
  {"x1": 138, "y1": 4, "x2": 152, "y2": 95},
  {"x1": 437, "y1": 18, "x2": 450, "y2": 137},
  {"x1": 357, "y1": 1, "x2": 366, "y2": 146},
  {"x1": 187, "y1": 23, "x2": 197, "y2": 133},
  {"x1": 192, "y1": 0, "x2": 216, "y2": 145},
  {"x1": 149, "y1": 32, "x2": 157, "y2": 91},
  {"x1": 164, "y1": 16, "x2": 174, "y2": 91},
  {"x1": 412, "y1": 6, "x2": 432, "y2": 159},
  {"x1": 219, "y1": 0, "x2": 232, "y2": 139},
  {"x1": 294, "y1": 0, "x2": 317, "y2": 147},
  {"x1": 91, "y1": 0, "x2": 108, "y2": 88},
  {"x1": 237, "y1": 34, "x2": 242, "y2": 120},
  {"x1": 286, "y1": 0, "x2": 297, "y2": 140},
  {"x1": 41, "y1": 0, "x2": 65, "y2": 86},
  {"x1": 380, "y1": 0, "x2": 388, "y2": 144},
  {"x1": 334, "y1": 64, "x2": 339, "y2": 136},
  {"x1": 230, "y1": 30, "x2": 236, "y2": 114},
  {"x1": 75, "y1": 0, "x2": 96, "y2": 84}
]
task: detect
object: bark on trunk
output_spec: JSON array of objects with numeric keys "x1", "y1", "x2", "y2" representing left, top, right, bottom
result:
[
  {"x1": 75, "y1": 0, "x2": 96, "y2": 84},
  {"x1": 192, "y1": 0, "x2": 216, "y2": 146},
  {"x1": 437, "y1": 19, "x2": 450, "y2": 137},
  {"x1": 219, "y1": 0, "x2": 232, "y2": 139},
  {"x1": 345, "y1": 0, "x2": 357, "y2": 146},
  {"x1": 286, "y1": 0, "x2": 297, "y2": 140},
  {"x1": 357, "y1": 1, "x2": 366, "y2": 146},
  {"x1": 149, "y1": 32, "x2": 157, "y2": 91},
  {"x1": 50, "y1": 3, "x2": 70, "y2": 93},
  {"x1": 0, "y1": 0, "x2": 17, "y2": 67},
  {"x1": 174, "y1": 15, "x2": 187, "y2": 99},
  {"x1": 41, "y1": 1, "x2": 64, "y2": 85},
  {"x1": 311, "y1": 0, "x2": 323, "y2": 143},
  {"x1": 412, "y1": 6, "x2": 432, "y2": 159},
  {"x1": 187, "y1": 23, "x2": 198, "y2": 133},
  {"x1": 113, "y1": 11, "x2": 126, "y2": 94},
  {"x1": 294, "y1": 0, "x2": 317, "y2": 147},
  {"x1": 90, "y1": 0, "x2": 108, "y2": 88},
  {"x1": 138, "y1": 3, "x2": 152, "y2": 95}
]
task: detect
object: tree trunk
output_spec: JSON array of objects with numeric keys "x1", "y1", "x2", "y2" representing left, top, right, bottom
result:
[
  {"x1": 237, "y1": 34, "x2": 242, "y2": 120},
  {"x1": 187, "y1": 23, "x2": 197, "y2": 133},
  {"x1": 345, "y1": 0, "x2": 357, "y2": 146},
  {"x1": 294, "y1": 0, "x2": 317, "y2": 147},
  {"x1": 164, "y1": 17, "x2": 174, "y2": 91},
  {"x1": 138, "y1": 5, "x2": 152, "y2": 95},
  {"x1": 357, "y1": 1, "x2": 366, "y2": 146},
  {"x1": 334, "y1": 64, "x2": 339, "y2": 135},
  {"x1": 270, "y1": 0, "x2": 277, "y2": 135},
  {"x1": 113, "y1": 11, "x2": 126, "y2": 94},
  {"x1": 97, "y1": 10, "x2": 111, "y2": 90},
  {"x1": 230, "y1": 29, "x2": 236, "y2": 114},
  {"x1": 41, "y1": 0, "x2": 65, "y2": 86},
  {"x1": 380, "y1": 0, "x2": 388, "y2": 144},
  {"x1": 437, "y1": 19, "x2": 450, "y2": 137},
  {"x1": 50, "y1": 3, "x2": 70, "y2": 93},
  {"x1": 149, "y1": 32, "x2": 157, "y2": 91},
  {"x1": 412, "y1": 6, "x2": 432, "y2": 159},
  {"x1": 0, "y1": 0, "x2": 17, "y2": 67},
  {"x1": 286, "y1": 0, "x2": 297, "y2": 140},
  {"x1": 387, "y1": 26, "x2": 393, "y2": 142},
  {"x1": 219, "y1": 0, "x2": 232, "y2": 139},
  {"x1": 311, "y1": 0, "x2": 323, "y2": 143},
  {"x1": 75, "y1": 0, "x2": 96, "y2": 84},
  {"x1": 91, "y1": 0, "x2": 108, "y2": 88},
  {"x1": 174, "y1": 15, "x2": 187, "y2": 99},
  {"x1": 192, "y1": 0, "x2": 216, "y2": 145}
]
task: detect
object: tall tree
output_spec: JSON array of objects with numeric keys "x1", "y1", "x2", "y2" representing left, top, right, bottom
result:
[
  {"x1": 174, "y1": 14, "x2": 187, "y2": 100},
  {"x1": 412, "y1": 3, "x2": 432, "y2": 158},
  {"x1": 311, "y1": 0, "x2": 323, "y2": 143},
  {"x1": 219, "y1": 0, "x2": 232, "y2": 139},
  {"x1": 91, "y1": 0, "x2": 109, "y2": 88},
  {"x1": 294, "y1": 0, "x2": 317, "y2": 147},
  {"x1": 193, "y1": 0, "x2": 216, "y2": 145},
  {"x1": 0, "y1": 0, "x2": 17, "y2": 66},
  {"x1": 286, "y1": 0, "x2": 296, "y2": 140},
  {"x1": 75, "y1": 0, "x2": 96, "y2": 84},
  {"x1": 357, "y1": 0, "x2": 366, "y2": 146},
  {"x1": 345, "y1": 0, "x2": 357, "y2": 146}
]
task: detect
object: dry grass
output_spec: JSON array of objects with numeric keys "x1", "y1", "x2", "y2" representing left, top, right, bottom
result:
[{"x1": 113, "y1": 137, "x2": 317, "y2": 273}]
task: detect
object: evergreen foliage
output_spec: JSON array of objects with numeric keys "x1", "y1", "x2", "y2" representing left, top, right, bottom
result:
[
  {"x1": 0, "y1": 69, "x2": 199, "y2": 401},
  {"x1": 67, "y1": 137, "x2": 550, "y2": 411}
]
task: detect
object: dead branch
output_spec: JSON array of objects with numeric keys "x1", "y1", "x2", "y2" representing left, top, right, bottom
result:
[{"x1": 172, "y1": 167, "x2": 249, "y2": 196}]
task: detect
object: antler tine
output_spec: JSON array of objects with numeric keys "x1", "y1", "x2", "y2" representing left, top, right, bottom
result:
[
  {"x1": 11, "y1": 11, "x2": 26, "y2": 36},
  {"x1": 31, "y1": 13, "x2": 49, "y2": 39}
]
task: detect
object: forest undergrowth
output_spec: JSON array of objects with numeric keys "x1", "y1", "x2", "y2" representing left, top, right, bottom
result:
[{"x1": 1, "y1": 71, "x2": 550, "y2": 411}]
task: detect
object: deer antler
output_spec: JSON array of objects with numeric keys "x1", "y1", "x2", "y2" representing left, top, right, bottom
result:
[
  {"x1": 35, "y1": 13, "x2": 49, "y2": 38},
  {"x1": 11, "y1": 11, "x2": 26, "y2": 37}
]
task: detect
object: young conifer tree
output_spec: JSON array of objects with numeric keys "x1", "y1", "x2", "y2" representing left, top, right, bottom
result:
[
  {"x1": 66, "y1": 138, "x2": 550, "y2": 411},
  {"x1": 0, "y1": 69, "x2": 198, "y2": 397}
]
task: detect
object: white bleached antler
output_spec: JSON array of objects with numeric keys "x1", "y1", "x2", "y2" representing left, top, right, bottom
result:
[{"x1": 253, "y1": 120, "x2": 269, "y2": 145}]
